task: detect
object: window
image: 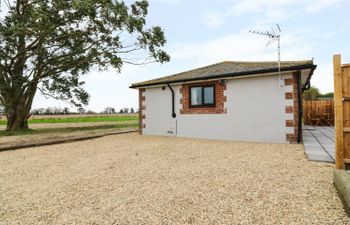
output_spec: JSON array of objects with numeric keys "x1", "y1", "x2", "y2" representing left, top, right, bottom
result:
[
  {"x1": 191, "y1": 87, "x2": 202, "y2": 105},
  {"x1": 190, "y1": 85, "x2": 215, "y2": 107}
]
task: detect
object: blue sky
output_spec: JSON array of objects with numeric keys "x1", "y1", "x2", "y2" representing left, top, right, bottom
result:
[{"x1": 3, "y1": 0, "x2": 350, "y2": 112}]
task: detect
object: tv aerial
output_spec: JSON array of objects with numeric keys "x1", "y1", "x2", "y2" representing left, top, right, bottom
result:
[{"x1": 249, "y1": 24, "x2": 283, "y2": 87}]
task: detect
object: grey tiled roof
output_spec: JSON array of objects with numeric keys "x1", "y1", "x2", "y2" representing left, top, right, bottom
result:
[{"x1": 130, "y1": 60, "x2": 315, "y2": 88}]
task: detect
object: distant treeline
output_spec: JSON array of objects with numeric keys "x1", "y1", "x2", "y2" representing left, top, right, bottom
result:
[
  {"x1": 303, "y1": 86, "x2": 334, "y2": 100},
  {"x1": 30, "y1": 107, "x2": 137, "y2": 115}
]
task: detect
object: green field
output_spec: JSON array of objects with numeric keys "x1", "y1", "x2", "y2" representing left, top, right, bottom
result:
[
  {"x1": 0, "y1": 115, "x2": 138, "y2": 126},
  {"x1": 0, "y1": 122, "x2": 138, "y2": 137}
]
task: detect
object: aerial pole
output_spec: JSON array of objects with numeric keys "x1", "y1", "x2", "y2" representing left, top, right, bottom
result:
[{"x1": 249, "y1": 24, "x2": 283, "y2": 87}]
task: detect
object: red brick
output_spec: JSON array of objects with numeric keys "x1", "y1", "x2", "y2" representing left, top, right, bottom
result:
[
  {"x1": 284, "y1": 78, "x2": 293, "y2": 86},
  {"x1": 285, "y1": 72, "x2": 303, "y2": 143},
  {"x1": 286, "y1": 120, "x2": 294, "y2": 127},
  {"x1": 285, "y1": 106, "x2": 293, "y2": 113},
  {"x1": 285, "y1": 92, "x2": 293, "y2": 99},
  {"x1": 138, "y1": 89, "x2": 146, "y2": 135},
  {"x1": 286, "y1": 134, "x2": 296, "y2": 142},
  {"x1": 179, "y1": 81, "x2": 226, "y2": 114}
]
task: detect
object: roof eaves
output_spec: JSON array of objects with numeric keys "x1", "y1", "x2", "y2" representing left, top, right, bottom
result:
[
  {"x1": 302, "y1": 64, "x2": 317, "y2": 90},
  {"x1": 130, "y1": 63, "x2": 316, "y2": 89}
]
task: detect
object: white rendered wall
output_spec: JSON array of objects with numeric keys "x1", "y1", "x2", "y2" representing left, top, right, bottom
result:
[{"x1": 142, "y1": 73, "x2": 295, "y2": 143}]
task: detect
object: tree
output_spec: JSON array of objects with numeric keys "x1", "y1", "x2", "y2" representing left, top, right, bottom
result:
[
  {"x1": 31, "y1": 107, "x2": 45, "y2": 115},
  {"x1": 45, "y1": 107, "x2": 54, "y2": 115},
  {"x1": 123, "y1": 107, "x2": 129, "y2": 114},
  {"x1": 319, "y1": 92, "x2": 334, "y2": 98},
  {"x1": 130, "y1": 107, "x2": 135, "y2": 113},
  {"x1": 303, "y1": 86, "x2": 321, "y2": 100},
  {"x1": 0, "y1": 0, "x2": 170, "y2": 132},
  {"x1": 103, "y1": 107, "x2": 115, "y2": 114},
  {"x1": 77, "y1": 107, "x2": 86, "y2": 114},
  {"x1": 119, "y1": 109, "x2": 124, "y2": 114},
  {"x1": 86, "y1": 110, "x2": 96, "y2": 114},
  {"x1": 63, "y1": 107, "x2": 70, "y2": 114},
  {"x1": 303, "y1": 86, "x2": 334, "y2": 100}
]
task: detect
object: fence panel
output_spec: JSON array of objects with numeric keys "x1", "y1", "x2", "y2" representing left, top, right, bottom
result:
[
  {"x1": 303, "y1": 99, "x2": 334, "y2": 126},
  {"x1": 334, "y1": 54, "x2": 350, "y2": 169}
]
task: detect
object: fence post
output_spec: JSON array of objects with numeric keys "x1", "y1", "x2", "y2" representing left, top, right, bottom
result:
[{"x1": 334, "y1": 54, "x2": 344, "y2": 169}]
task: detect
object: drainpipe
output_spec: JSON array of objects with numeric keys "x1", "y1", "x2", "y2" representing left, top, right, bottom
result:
[
  {"x1": 296, "y1": 71, "x2": 302, "y2": 143},
  {"x1": 167, "y1": 83, "x2": 176, "y2": 118}
]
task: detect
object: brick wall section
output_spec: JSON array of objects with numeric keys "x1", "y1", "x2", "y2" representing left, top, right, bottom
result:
[
  {"x1": 285, "y1": 106, "x2": 293, "y2": 113},
  {"x1": 284, "y1": 72, "x2": 302, "y2": 143},
  {"x1": 284, "y1": 78, "x2": 293, "y2": 86},
  {"x1": 180, "y1": 81, "x2": 227, "y2": 114},
  {"x1": 138, "y1": 88, "x2": 145, "y2": 134},
  {"x1": 285, "y1": 92, "x2": 293, "y2": 99}
]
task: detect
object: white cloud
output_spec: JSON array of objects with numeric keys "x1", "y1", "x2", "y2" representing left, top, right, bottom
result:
[
  {"x1": 231, "y1": 0, "x2": 345, "y2": 14},
  {"x1": 223, "y1": 0, "x2": 346, "y2": 24},
  {"x1": 232, "y1": 0, "x2": 297, "y2": 15},
  {"x1": 305, "y1": 0, "x2": 345, "y2": 12},
  {"x1": 202, "y1": 11, "x2": 225, "y2": 29},
  {"x1": 149, "y1": 0, "x2": 183, "y2": 4},
  {"x1": 170, "y1": 30, "x2": 313, "y2": 65}
]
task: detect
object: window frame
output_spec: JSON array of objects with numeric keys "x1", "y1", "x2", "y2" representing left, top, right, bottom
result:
[{"x1": 189, "y1": 84, "x2": 216, "y2": 108}]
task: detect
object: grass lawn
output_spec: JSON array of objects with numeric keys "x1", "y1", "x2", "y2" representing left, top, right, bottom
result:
[
  {"x1": 0, "y1": 115, "x2": 137, "y2": 126},
  {"x1": 0, "y1": 115, "x2": 138, "y2": 148},
  {"x1": 0, "y1": 122, "x2": 138, "y2": 137}
]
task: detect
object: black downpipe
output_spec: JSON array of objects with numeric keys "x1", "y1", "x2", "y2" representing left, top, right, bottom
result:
[
  {"x1": 167, "y1": 84, "x2": 176, "y2": 118},
  {"x1": 296, "y1": 72, "x2": 302, "y2": 143}
]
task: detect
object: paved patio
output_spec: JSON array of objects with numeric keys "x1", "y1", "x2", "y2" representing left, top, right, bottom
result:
[{"x1": 303, "y1": 126, "x2": 335, "y2": 163}]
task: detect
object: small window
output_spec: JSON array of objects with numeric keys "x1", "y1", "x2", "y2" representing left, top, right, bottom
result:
[
  {"x1": 190, "y1": 85, "x2": 215, "y2": 107},
  {"x1": 191, "y1": 87, "x2": 202, "y2": 106},
  {"x1": 203, "y1": 86, "x2": 214, "y2": 104}
]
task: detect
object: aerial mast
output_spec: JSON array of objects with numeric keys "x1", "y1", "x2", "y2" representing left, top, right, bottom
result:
[{"x1": 249, "y1": 24, "x2": 283, "y2": 87}]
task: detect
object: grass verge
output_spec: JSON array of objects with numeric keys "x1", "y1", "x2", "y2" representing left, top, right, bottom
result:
[
  {"x1": 0, "y1": 115, "x2": 138, "y2": 125},
  {"x1": 0, "y1": 122, "x2": 138, "y2": 137}
]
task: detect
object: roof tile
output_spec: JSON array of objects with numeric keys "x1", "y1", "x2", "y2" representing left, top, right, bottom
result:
[{"x1": 130, "y1": 60, "x2": 315, "y2": 88}]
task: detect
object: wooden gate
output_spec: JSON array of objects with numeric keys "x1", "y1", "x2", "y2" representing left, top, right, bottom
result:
[{"x1": 334, "y1": 55, "x2": 350, "y2": 169}]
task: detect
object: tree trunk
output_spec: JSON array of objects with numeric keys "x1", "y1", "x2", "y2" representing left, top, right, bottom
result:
[
  {"x1": 6, "y1": 106, "x2": 30, "y2": 132},
  {"x1": 5, "y1": 84, "x2": 37, "y2": 133}
]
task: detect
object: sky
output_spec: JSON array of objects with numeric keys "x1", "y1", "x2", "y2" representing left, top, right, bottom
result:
[{"x1": 2, "y1": 0, "x2": 350, "y2": 112}]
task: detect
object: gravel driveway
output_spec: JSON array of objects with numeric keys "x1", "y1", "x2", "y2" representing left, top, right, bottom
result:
[{"x1": 0, "y1": 133, "x2": 349, "y2": 224}]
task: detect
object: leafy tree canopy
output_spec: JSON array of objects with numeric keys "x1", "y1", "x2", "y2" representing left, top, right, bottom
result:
[
  {"x1": 0, "y1": 0, "x2": 169, "y2": 131},
  {"x1": 303, "y1": 86, "x2": 334, "y2": 100}
]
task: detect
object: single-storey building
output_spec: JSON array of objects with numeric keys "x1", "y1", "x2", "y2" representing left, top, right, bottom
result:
[{"x1": 130, "y1": 60, "x2": 316, "y2": 143}]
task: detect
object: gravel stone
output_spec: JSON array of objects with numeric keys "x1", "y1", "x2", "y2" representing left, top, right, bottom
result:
[{"x1": 0, "y1": 133, "x2": 349, "y2": 224}]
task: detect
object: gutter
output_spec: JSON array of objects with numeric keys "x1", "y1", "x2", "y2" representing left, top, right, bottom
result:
[
  {"x1": 302, "y1": 65, "x2": 317, "y2": 91},
  {"x1": 167, "y1": 83, "x2": 176, "y2": 118},
  {"x1": 296, "y1": 71, "x2": 303, "y2": 143},
  {"x1": 130, "y1": 64, "x2": 316, "y2": 89}
]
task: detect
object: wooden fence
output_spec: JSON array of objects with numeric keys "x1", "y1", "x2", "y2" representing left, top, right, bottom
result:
[
  {"x1": 334, "y1": 54, "x2": 350, "y2": 169},
  {"x1": 303, "y1": 99, "x2": 334, "y2": 126}
]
